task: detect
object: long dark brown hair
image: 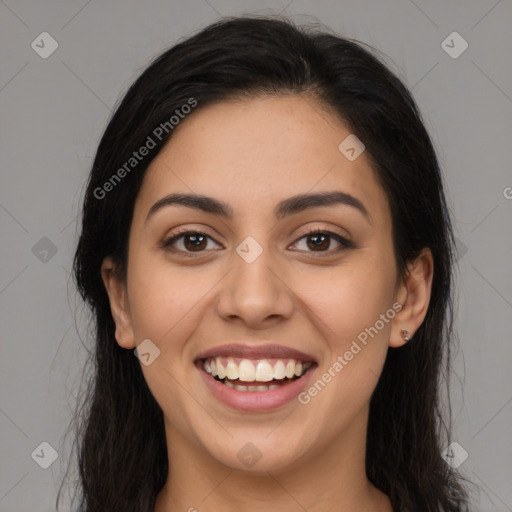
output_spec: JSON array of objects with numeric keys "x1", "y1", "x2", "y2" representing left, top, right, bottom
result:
[{"x1": 60, "y1": 15, "x2": 472, "y2": 512}]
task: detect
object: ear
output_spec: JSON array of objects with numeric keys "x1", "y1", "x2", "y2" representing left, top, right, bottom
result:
[
  {"x1": 390, "y1": 248, "x2": 434, "y2": 348},
  {"x1": 101, "y1": 256, "x2": 136, "y2": 349}
]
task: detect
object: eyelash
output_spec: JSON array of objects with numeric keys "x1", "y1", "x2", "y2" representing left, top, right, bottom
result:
[{"x1": 160, "y1": 227, "x2": 355, "y2": 257}]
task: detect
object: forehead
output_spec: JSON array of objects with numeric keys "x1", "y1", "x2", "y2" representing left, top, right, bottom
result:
[{"x1": 136, "y1": 95, "x2": 390, "y2": 225}]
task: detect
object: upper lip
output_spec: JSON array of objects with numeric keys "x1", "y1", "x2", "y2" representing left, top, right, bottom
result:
[{"x1": 195, "y1": 343, "x2": 317, "y2": 363}]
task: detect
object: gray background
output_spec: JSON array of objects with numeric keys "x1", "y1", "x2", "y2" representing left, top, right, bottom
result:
[{"x1": 1, "y1": 1, "x2": 511, "y2": 511}]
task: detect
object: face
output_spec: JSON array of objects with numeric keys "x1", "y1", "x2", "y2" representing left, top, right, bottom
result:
[{"x1": 102, "y1": 94, "x2": 431, "y2": 475}]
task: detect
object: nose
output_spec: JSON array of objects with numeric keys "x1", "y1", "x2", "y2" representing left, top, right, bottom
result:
[{"x1": 215, "y1": 243, "x2": 294, "y2": 329}]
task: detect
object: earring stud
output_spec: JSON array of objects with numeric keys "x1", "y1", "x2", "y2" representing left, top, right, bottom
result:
[{"x1": 401, "y1": 329, "x2": 411, "y2": 341}]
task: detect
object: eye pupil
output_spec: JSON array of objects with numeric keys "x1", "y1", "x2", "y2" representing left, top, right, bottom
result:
[
  {"x1": 308, "y1": 233, "x2": 329, "y2": 251},
  {"x1": 185, "y1": 234, "x2": 207, "y2": 251}
]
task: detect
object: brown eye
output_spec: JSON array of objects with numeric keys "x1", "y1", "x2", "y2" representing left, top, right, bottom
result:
[
  {"x1": 288, "y1": 229, "x2": 355, "y2": 256},
  {"x1": 306, "y1": 232, "x2": 330, "y2": 251},
  {"x1": 161, "y1": 230, "x2": 221, "y2": 254},
  {"x1": 182, "y1": 233, "x2": 207, "y2": 251},
  {"x1": 291, "y1": 229, "x2": 355, "y2": 254}
]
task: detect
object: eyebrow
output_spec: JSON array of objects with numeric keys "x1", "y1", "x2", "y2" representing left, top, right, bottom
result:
[{"x1": 146, "y1": 190, "x2": 371, "y2": 224}]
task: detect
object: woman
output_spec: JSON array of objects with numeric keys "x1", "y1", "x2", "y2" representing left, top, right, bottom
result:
[{"x1": 64, "y1": 16, "x2": 471, "y2": 512}]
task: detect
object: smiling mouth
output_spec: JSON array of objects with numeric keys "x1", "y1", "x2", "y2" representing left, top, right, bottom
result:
[{"x1": 201, "y1": 356, "x2": 315, "y2": 392}]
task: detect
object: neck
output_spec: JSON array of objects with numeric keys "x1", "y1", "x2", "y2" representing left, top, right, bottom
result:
[{"x1": 154, "y1": 409, "x2": 392, "y2": 512}]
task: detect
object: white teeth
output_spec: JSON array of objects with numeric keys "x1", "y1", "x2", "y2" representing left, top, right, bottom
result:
[
  {"x1": 273, "y1": 360, "x2": 286, "y2": 379},
  {"x1": 203, "y1": 356, "x2": 312, "y2": 383},
  {"x1": 285, "y1": 360, "x2": 295, "y2": 378},
  {"x1": 255, "y1": 360, "x2": 274, "y2": 382},
  {"x1": 216, "y1": 357, "x2": 226, "y2": 379},
  {"x1": 226, "y1": 358, "x2": 238, "y2": 380},
  {"x1": 238, "y1": 359, "x2": 256, "y2": 381},
  {"x1": 223, "y1": 382, "x2": 284, "y2": 392}
]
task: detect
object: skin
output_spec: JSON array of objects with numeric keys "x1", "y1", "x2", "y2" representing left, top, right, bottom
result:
[{"x1": 102, "y1": 94, "x2": 433, "y2": 512}]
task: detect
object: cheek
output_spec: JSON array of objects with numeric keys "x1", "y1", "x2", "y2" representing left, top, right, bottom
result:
[
  {"x1": 125, "y1": 255, "x2": 212, "y2": 344},
  {"x1": 293, "y1": 255, "x2": 396, "y2": 409},
  {"x1": 292, "y1": 256, "x2": 396, "y2": 345}
]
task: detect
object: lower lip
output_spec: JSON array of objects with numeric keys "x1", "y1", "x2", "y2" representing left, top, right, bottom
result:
[{"x1": 197, "y1": 362, "x2": 316, "y2": 412}]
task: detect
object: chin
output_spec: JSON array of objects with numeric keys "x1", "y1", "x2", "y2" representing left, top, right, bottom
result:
[{"x1": 200, "y1": 434, "x2": 309, "y2": 475}]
